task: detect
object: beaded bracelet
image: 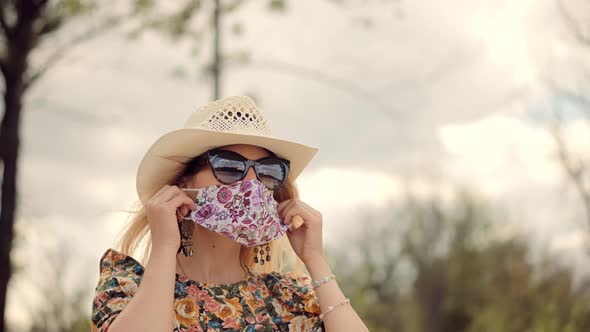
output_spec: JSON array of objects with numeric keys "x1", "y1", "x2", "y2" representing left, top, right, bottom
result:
[
  {"x1": 311, "y1": 274, "x2": 336, "y2": 290},
  {"x1": 319, "y1": 298, "x2": 350, "y2": 320}
]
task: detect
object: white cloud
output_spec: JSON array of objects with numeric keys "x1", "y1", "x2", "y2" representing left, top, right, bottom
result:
[
  {"x1": 438, "y1": 112, "x2": 565, "y2": 193},
  {"x1": 467, "y1": 0, "x2": 538, "y2": 82},
  {"x1": 297, "y1": 167, "x2": 402, "y2": 209},
  {"x1": 551, "y1": 230, "x2": 588, "y2": 252},
  {"x1": 438, "y1": 111, "x2": 589, "y2": 252}
]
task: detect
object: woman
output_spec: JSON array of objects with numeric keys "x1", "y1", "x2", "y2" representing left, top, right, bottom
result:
[{"x1": 90, "y1": 96, "x2": 369, "y2": 331}]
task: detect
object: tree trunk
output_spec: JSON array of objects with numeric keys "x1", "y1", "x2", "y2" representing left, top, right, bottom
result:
[
  {"x1": 0, "y1": 3, "x2": 37, "y2": 330},
  {"x1": 212, "y1": 0, "x2": 221, "y2": 99},
  {"x1": 0, "y1": 82, "x2": 22, "y2": 332}
]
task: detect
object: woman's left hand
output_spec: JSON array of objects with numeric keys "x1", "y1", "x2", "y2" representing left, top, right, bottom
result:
[{"x1": 277, "y1": 199, "x2": 325, "y2": 265}]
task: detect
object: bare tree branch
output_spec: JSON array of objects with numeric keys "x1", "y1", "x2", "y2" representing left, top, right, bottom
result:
[
  {"x1": 23, "y1": 15, "x2": 123, "y2": 90},
  {"x1": 543, "y1": 0, "x2": 590, "y2": 237},
  {"x1": 245, "y1": 58, "x2": 400, "y2": 120},
  {"x1": 31, "y1": 0, "x2": 50, "y2": 10},
  {"x1": 37, "y1": 14, "x2": 63, "y2": 36},
  {"x1": 0, "y1": 59, "x2": 6, "y2": 78},
  {"x1": 550, "y1": 116, "x2": 590, "y2": 229},
  {"x1": 222, "y1": 0, "x2": 247, "y2": 13},
  {"x1": 0, "y1": 3, "x2": 12, "y2": 38},
  {"x1": 557, "y1": 0, "x2": 589, "y2": 44}
]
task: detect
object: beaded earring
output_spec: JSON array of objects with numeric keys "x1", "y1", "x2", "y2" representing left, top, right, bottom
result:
[
  {"x1": 178, "y1": 213, "x2": 194, "y2": 257},
  {"x1": 253, "y1": 244, "x2": 271, "y2": 265}
]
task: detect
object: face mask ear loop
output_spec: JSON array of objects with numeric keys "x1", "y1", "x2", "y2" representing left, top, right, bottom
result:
[{"x1": 180, "y1": 188, "x2": 200, "y2": 192}]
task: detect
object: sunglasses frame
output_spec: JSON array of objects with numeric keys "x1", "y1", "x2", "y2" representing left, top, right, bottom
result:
[{"x1": 206, "y1": 149, "x2": 291, "y2": 190}]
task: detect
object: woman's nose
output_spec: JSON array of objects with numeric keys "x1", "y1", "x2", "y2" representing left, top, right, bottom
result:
[{"x1": 243, "y1": 166, "x2": 257, "y2": 181}]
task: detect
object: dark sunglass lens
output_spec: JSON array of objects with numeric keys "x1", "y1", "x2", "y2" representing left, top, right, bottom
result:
[
  {"x1": 256, "y1": 159, "x2": 287, "y2": 190},
  {"x1": 210, "y1": 152, "x2": 246, "y2": 184}
]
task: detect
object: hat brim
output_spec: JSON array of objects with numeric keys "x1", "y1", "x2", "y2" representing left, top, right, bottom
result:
[{"x1": 136, "y1": 128, "x2": 318, "y2": 204}]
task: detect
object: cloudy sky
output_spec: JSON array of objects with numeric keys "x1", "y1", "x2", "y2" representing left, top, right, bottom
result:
[{"x1": 7, "y1": 0, "x2": 590, "y2": 327}]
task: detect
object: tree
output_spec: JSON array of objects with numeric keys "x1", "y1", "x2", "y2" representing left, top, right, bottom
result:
[
  {"x1": 25, "y1": 242, "x2": 93, "y2": 332},
  {"x1": 0, "y1": 2, "x2": 115, "y2": 330},
  {"x1": 330, "y1": 188, "x2": 590, "y2": 331},
  {"x1": 550, "y1": 0, "x2": 590, "y2": 232}
]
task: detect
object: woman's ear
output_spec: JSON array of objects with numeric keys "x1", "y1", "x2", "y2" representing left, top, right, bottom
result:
[{"x1": 176, "y1": 174, "x2": 191, "y2": 189}]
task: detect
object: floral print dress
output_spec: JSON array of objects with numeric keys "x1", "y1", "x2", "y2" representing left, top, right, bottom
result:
[{"x1": 91, "y1": 248, "x2": 325, "y2": 332}]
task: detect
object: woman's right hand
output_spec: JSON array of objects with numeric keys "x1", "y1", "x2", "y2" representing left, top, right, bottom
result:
[{"x1": 145, "y1": 185, "x2": 195, "y2": 254}]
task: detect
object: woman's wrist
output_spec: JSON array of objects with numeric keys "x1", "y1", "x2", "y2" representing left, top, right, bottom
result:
[
  {"x1": 151, "y1": 242, "x2": 179, "y2": 258},
  {"x1": 301, "y1": 250, "x2": 327, "y2": 266},
  {"x1": 303, "y1": 253, "x2": 327, "y2": 267},
  {"x1": 304, "y1": 254, "x2": 332, "y2": 280},
  {"x1": 145, "y1": 244, "x2": 178, "y2": 285}
]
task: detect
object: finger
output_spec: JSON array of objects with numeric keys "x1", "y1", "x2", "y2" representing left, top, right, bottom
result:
[
  {"x1": 281, "y1": 198, "x2": 319, "y2": 217},
  {"x1": 176, "y1": 209, "x2": 186, "y2": 222},
  {"x1": 159, "y1": 185, "x2": 183, "y2": 202},
  {"x1": 175, "y1": 205, "x2": 194, "y2": 222},
  {"x1": 164, "y1": 186, "x2": 195, "y2": 206},
  {"x1": 290, "y1": 215, "x2": 305, "y2": 229},
  {"x1": 150, "y1": 184, "x2": 172, "y2": 201},
  {"x1": 168, "y1": 194, "x2": 195, "y2": 212},
  {"x1": 293, "y1": 200, "x2": 321, "y2": 216},
  {"x1": 178, "y1": 205, "x2": 189, "y2": 218},
  {"x1": 279, "y1": 199, "x2": 320, "y2": 222},
  {"x1": 277, "y1": 199, "x2": 293, "y2": 215},
  {"x1": 278, "y1": 199, "x2": 298, "y2": 218},
  {"x1": 284, "y1": 207, "x2": 316, "y2": 229}
]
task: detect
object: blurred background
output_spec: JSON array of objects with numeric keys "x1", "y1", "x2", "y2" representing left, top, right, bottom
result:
[{"x1": 1, "y1": 0, "x2": 590, "y2": 331}]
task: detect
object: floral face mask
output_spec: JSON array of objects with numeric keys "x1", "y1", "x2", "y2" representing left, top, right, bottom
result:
[{"x1": 181, "y1": 179, "x2": 288, "y2": 247}]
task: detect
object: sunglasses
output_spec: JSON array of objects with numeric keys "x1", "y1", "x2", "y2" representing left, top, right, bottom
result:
[{"x1": 206, "y1": 149, "x2": 290, "y2": 190}]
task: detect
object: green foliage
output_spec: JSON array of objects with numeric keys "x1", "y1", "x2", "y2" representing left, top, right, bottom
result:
[
  {"x1": 268, "y1": 0, "x2": 287, "y2": 12},
  {"x1": 54, "y1": 0, "x2": 96, "y2": 17},
  {"x1": 330, "y1": 191, "x2": 590, "y2": 331},
  {"x1": 126, "y1": 0, "x2": 205, "y2": 41},
  {"x1": 132, "y1": 0, "x2": 155, "y2": 14},
  {"x1": 14, "y1": 240, "x2": 94, "y2": 332},
  {"x1": 166, "y1": 0, "x2": 202, "y2": 39},
  {"x1": 232, "y1": 22, "x2": 243, "y2": 36}
]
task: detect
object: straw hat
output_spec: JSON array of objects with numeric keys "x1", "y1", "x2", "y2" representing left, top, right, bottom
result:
[{"x1": 136, "y1": 96, "x2": 319, "y2": 204}]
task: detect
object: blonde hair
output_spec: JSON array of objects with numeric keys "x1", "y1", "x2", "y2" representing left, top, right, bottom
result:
[{"x1": 114, "y1": 153, "x2": 304, "y2": 274}]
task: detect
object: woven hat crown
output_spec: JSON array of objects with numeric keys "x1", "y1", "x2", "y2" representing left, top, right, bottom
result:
[{"x1": 183, "y1": 96, "x2": 272, "y2": 136}]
